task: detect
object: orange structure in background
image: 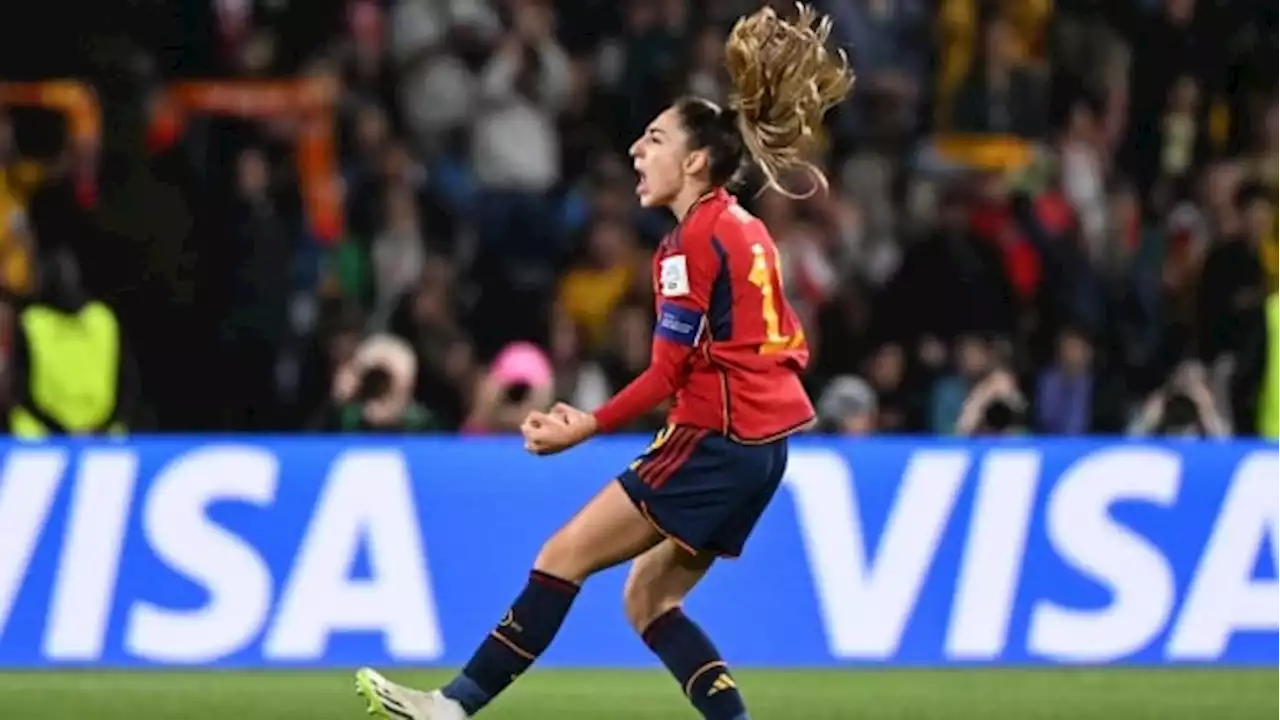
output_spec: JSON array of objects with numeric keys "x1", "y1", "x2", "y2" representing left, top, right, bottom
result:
[
  {"x1": 0, "y1": 81, "x2": 101, "y2": 150},
  {"x1": 159, "y1": 78, "x2": 344, "y2": 244},
  {"x1": 0, "y1": 78, "x2": 343, "y2": 244}
]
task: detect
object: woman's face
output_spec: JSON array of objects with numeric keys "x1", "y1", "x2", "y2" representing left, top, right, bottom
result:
[{"x1": 629, "y1": 106, "x2": 695, "y2": 208}]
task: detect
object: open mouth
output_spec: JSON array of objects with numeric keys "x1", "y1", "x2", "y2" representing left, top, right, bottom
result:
[{"x1": 635, "y1": 168, "x2": 648, "y2": 196}]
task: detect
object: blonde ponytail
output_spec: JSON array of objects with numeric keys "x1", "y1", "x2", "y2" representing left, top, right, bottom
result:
[{"x1": 723, "y1": 3, "x2": 855, "y2": 198}]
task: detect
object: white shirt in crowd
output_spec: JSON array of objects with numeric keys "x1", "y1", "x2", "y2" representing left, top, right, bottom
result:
[
  {"x1": 391, "y1": 0, "x2": 501, "y2": 147},
  {"x1": 470, "y1": 39, "x2": 572, "y2": 192}
]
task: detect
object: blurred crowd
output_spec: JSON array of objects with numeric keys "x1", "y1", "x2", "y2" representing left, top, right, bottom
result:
[{"x1": 0, "y1": 0, "x2": 1275, "y2": 437}]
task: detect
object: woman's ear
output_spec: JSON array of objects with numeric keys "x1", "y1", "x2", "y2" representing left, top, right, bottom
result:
[{"x1": 682, "y1": 147, "x2": 710, "y2": 178}]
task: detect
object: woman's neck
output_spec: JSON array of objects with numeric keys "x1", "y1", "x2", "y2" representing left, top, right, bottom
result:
[{"x1": 669, "y1": 184, "x2": 716, "y2": 222}]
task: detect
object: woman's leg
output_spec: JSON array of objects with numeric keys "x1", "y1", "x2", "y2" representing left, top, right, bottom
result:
[
  {"x1": 623, "y1": 539, "x2": 714, "y2": 631},
  {"x1": 624, "y1": 542, "x2": 749, "y2": 720},
  {"x1": 534, "y1": 478, "x2": 666, "y2": 582},
  {"x1": 438, "y1": 480, "x2": 663, "y2": 715}
]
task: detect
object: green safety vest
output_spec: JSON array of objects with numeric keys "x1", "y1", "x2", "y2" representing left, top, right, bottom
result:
[
  {"x1": 10, "y1": 301, "x2": 123, "y2": 438},
  {"x1": 1261, "y1": 293, "x2": 1279, "y2": 440}
]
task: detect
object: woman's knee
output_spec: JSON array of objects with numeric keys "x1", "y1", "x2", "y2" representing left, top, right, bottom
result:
[
  {"x1": 623, "y1": 542, "x2": 710, "y2": 633},
  {"x1": 622, "y1": 568, "x2": 682, "y2": 634},
  {"x1": 533, "y1": 526, "x2": 593, "y2": 584}
]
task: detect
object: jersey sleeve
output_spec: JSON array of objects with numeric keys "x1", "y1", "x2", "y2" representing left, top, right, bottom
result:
[
  {"x1": 592, "y1": 232, "x2": 721, "y2": 433},
  {"x1": 655, "y1": 233, "x2": 718, "y2": 313},
  {"x1": 651, "y1": 233, "x2": 718, "y2": 350}
]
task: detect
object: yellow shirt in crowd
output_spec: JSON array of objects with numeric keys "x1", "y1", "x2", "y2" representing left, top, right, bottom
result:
[
  {"x1": 1246, "y1": 159, "x2": 1278, "y2": 286},
  {"x1": 557, "y1": 264, "x2": 632, "y2": 352},
  {"x1": 0, "y1": 160, "x2": 43, "y2": 296},
  {"x1": 937, "y1": 0, "x2": 1053, "y2": 127}
]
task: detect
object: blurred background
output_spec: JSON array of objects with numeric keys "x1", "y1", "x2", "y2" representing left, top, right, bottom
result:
[{"x1": 0, "y1": 0, "x2": 1274, "y2": 440}]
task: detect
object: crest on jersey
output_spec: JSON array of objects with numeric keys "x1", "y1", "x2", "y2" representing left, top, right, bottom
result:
[{"x1": 659, "y1": 255, "x2": 690, "y2": 297}]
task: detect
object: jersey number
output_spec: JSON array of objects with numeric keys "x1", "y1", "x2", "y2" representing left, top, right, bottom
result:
[{"x1": 747, "y1": 243, "x2": 799, "y2": 354}]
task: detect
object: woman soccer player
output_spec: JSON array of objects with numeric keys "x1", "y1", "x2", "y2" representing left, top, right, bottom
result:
[{"x1": 356, "y1": 5, "x2": 853, "y2": 718}]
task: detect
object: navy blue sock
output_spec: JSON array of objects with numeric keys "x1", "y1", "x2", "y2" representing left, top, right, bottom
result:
[
  {"x1": 442, "y1": 570, "x2": 579, "y2": 715},
  {"x1": 642, "y1": 608, "x2": 749, "y2": 720}
]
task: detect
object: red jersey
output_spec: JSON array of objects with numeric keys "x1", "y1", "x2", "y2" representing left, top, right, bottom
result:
[{"x1": 593, "y1": 188, "x2": 816, "y2": 441}]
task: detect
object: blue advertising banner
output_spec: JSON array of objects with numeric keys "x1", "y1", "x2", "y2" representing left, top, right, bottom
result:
[{"x1": 0, "y1": 437, "x2": 1274, "y2": 668}]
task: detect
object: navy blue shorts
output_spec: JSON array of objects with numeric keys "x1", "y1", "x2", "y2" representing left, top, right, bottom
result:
[{"x1": 617, "y1": 425, "x2": 789, "y2": 558}]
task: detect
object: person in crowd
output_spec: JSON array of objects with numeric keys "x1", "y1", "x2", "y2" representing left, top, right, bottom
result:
[
  {"x1": 462, "y1": 341, "x2": 556, "y2": 434},
  {"x1": 930, "y1": 333, "x2": 995, "y2": 434},
  {"x1": 315, "y1": 333, "x2": 438, "y2": 432},
  {"x1": 955, "y1": 366, "x2": 1028, "y2": 436},
  {"x1": 1129, "y1": 361, "x2": 1230, "y2": 438},
  {"x1": 555, "y1": 216, "x2": 638, "y2": 353},
  {"x1": 1035, "y1": 325, "x2": 1096, "y2": 434},
  {"x1": 8, "y1": 248, "x2": 139, "y2": 437},
  {"x1": 816, "y1": 375, "x2": 878, "y2": 434}
]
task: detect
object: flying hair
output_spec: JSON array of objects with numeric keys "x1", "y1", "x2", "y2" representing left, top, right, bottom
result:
[{"x1": 723, "y1": 3, "x2": 855, "y2": 198}]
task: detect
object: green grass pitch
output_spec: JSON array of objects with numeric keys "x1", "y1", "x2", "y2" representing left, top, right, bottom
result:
[{"x1": 0, "y1": 669, "x2": 1274, "y2": 719}]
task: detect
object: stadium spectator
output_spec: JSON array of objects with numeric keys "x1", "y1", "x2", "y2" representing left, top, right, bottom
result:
[
  {"x1": 342, "y1": 103, "x2": 393, "y2": 241},
  {"x1": 8, "y1": 248, "x2": 138, "y2": 437},
  {"x1": 387, "y1": 258, "x2": 473, "y2": 428},
  {"x1": 817, "y1": 375, "x2": 878, "y2": 435},
  {"x1": 370, "y1": 185, "x2": 428, "y2": 324},
  {"x1": 341, "y1": 0, "x2": 398, "y2": 114},
  {"x1": 296, "y1": 301, "x2": 365, "y2": 427},
  {"x1": 830, "y1": 0, "x2": 929, "y2": 141},
  {"x1": 1034, "y1": 326, "x2": 1097, "y2": 434},
  {"x1": 555, "y1": 216, "x2": 638, "y2": 353},
  {"x1": 0, "y1": 111, "x2": 41, "y2": 297},
  {"x1": 955, "y1": 366, "x2": 1029, "y2": 436},
  {"x1": 1060, "y1": 99, "x2": 1108, "y2": 254},
  {"x1": 471, "y1": 1, "x2": 571, "y2": 257},
  {"x1": 1259, "y1": 292, "x2": 1279, "y2": 439},
  {"x1": 862, "y1": 342, "x2": 915, "y2": 433},
  {"x1": 930, "y1": 333, "x2": 995, "y2": 434},
  {"x1": 1197, "y1": 182, "x2": 1267, "y2": 363},
  {"x1": 886, "y1": 186, "x2": 1016, "y2": 345},
  {"x1": 316, "y1": 332, "x2": 437, "y2": 431},
  {"x1": 462, "y1": 341, "x2": 554, "y2": 434},
  {"x1": 1129, "y1": 360, "x2": 1230, "y2": 437},
  {"x1": 548, "y1": 310, "x2": 611, "y2": 412},
  {"x1": 951, "y1": 14, "x2": 1047, "y2": 137},
  {"x1": 221, "y1": 145, "x2": 293, "y2": 430},
  {"x1": 390, "y1": 0, "x2": 497, "y2": 153}
]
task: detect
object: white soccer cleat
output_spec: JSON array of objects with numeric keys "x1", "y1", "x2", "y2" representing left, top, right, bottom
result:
[{"x1": 355, "y1": 667, "x2": 469, "y2": 720}]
